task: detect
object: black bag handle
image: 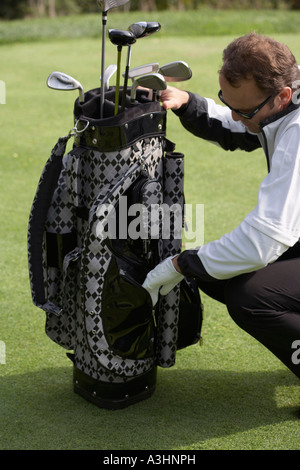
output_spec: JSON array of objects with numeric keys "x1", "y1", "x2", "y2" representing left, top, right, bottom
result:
[{"x1": 28, "y1": 136, "x2": 70, "y2": 308}]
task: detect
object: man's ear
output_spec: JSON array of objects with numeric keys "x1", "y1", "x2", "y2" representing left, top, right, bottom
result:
[{"x1": 277, "y1": 87, "x2": 292, "y2": 109}]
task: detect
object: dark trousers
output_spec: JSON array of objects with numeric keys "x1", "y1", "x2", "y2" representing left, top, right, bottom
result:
[{"x1": 197, "y1": 243, "x2": 300, "y2": 379}]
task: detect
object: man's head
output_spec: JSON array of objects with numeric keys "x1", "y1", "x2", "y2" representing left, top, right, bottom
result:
[{"x1": 219, "y1": 32, "x2": 300, "y2": 133}]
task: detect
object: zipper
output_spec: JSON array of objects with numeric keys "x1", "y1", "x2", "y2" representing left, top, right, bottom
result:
[{"x1": 105, "y1": 240, "x2": 148, "y2": 270}]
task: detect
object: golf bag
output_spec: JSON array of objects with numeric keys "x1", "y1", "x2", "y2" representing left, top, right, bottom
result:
[{"x1": 28, "y1": 86, "x2": 203, "y2": 409}]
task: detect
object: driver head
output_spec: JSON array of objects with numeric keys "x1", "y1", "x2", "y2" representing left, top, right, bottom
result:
[{"x1": 109, "y1": 29, "x2": 136, "y2": 47}]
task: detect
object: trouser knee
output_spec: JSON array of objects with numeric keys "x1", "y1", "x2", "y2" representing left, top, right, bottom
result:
[{"x1": 224, "y1": 276, "x2": 257, "y2": 330}]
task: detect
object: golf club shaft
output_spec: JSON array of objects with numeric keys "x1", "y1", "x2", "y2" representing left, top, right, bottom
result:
[
  {"x1": 121, "y1": 46, "x2": 132, "y2": 112},
  {"x1": 100, "y1": 12, "x2": 107, "y2": 118},
  {"x1": 115, "y1": 46, "x2": 122, "y2": 115}
]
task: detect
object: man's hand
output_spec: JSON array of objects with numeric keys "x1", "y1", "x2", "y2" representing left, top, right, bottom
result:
[
  {"x1": 160, "y1": 86, "x2": 190, "y2": 110},
  {"x1": 142, "y1": 256, "x2": 184, "y2": 306}
]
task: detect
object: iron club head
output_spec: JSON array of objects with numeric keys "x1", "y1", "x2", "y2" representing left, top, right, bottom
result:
[
  {"x1": 158, "y1": 61, "x2": 192, "y2": 82},
  {"x1": 131, "y1": 72, "x2": 166, "y2": 103},
  {"x1": 123, "y1": 63, "x2": 160, "y2": 82},
  {"x1": 101, "y1": 64, "x2": 117, "y2": 92},
  {"x1": 97, "y1": 0, "x2": 130, "y2": 13},
  {"x1": 47, "y1": 71, "x2": 84, "y2": 103}
]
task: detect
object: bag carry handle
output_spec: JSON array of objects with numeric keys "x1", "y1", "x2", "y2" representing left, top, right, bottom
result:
[
  {"x1": 28, "y1": 136, "x2": 70, "y2": 308},
  {"x1": 28, "y1": 121, "x2": 90, "y2": 309}
]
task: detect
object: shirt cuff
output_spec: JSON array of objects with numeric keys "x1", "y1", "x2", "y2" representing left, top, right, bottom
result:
[
  {"x1": 177, "y1": 250, "x2": 217, "y2": 282},
  {"x1": 172, "y1": 92, "x2": 193, "y2": 117}
]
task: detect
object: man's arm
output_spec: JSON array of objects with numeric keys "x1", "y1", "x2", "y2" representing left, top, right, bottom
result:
[{"x1": 160, "y1": 86, "x2": 261, "y2": 152}]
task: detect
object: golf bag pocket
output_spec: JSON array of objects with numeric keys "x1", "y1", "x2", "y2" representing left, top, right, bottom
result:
[
  {"x1": 45, "y1": 244, "x2": 81, "y2": 349},
  {"x1": 101, "y1": 252, "x2": 155, "y2": 360}
]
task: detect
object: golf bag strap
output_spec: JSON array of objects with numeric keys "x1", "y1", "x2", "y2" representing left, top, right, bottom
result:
[{"x1": 28, "y1": 136, "x2": 70, "y2": 308}]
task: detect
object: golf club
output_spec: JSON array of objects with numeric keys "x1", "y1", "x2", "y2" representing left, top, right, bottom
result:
[
  {"x1": 129, "y1": 21, "x2": 161, "y2": 38},
  {"x1": 121, "y1": 21, "x2": 161, "y2": 111},
  {"x1": 101, "y1": 64, "x2": 117, "y2": 92},
  {"x1": 131, "y1": 72, "x2": 166, "y2": 105},
  {"x1": 97, "y1": 0, "x2": 130, "y2": 118},
  {"x1": 120, "y1": 39, "x2": 137, "y2": 112},
  {"x1": 153, "y1": 60, "x2": 193, "y2": 101},
  {"x1": 158, "y1": 60, "x2": 192, "y2": 82},
  {"x1": 123, "y1": 62, "x2": 160, "y2": 83},
  {"x1": 47, "y1": 71, "x2": 84, "y2": 103},
  {"x1": 109, "y1": 29, "x2": 136, "y2": 115}
]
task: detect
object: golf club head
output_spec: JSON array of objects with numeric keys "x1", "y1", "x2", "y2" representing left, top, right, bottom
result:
[
  {"x1": 131, "y1": 72, "x2": 167, "y2": 102},
  {"x1": 158, "y1": 61, "x2": 192, "y2": 82},
  {"x1": 109, "y1": 29, "x2": 136, "y2": 47},
  {"x1": 123, "y1": 63, "x2": 160, "y2": 81},
  {"x1": 97, "y1": 0, "x2": 130, "y2": 13},
  {"x1": 47, "y1": 71, "x2": 84, "y2": 102},
  {"x1": 101, "y1": 64, "x2": 117, "y2": 91},
  {"x1": 128, "y1": 21, "x2": 161, "y2": 38}
]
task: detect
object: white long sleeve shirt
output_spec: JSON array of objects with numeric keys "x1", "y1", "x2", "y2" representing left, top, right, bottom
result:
[{"x1": 176, "y1": 94, "x2": 300, "y2": 280}]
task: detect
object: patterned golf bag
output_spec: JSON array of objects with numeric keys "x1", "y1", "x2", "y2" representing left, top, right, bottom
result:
[{"x1": 28, "y1": 86, "x2": 203, "y2": 409}]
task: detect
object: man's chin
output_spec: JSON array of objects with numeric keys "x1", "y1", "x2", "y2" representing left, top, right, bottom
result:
[{"x1": 244, "y1": 123, "x2": 260, "y2": 134}]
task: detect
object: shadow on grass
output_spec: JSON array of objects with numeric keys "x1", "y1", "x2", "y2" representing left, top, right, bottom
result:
[{"x1": 1, "y1": 362, "x2": 298, "y2": 450}]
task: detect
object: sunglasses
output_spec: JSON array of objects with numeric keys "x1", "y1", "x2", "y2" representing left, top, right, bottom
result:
[{"x1": 218, "y1": 90, "x2": 274, "y2": 120}]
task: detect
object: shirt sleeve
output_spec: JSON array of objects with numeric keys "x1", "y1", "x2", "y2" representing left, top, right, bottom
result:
[
  {"x1": 174, "y1": 93, "x2": 261, "y2": 152},
  {"x1": 178, "y1": 126, "x2": 300, "y2": 280},
  {"x1": 244, "y1": 126, "x2": 300, "y2": 246},
  {"x1": 197, "y1": 222, "x2": 289, "y2": 280}
]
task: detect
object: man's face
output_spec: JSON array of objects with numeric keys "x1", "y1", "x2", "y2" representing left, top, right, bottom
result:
[{"x1": 219, "y1": 75, "x2": 280, "y2": 134}]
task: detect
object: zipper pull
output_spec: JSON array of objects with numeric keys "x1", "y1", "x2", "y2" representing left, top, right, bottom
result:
[
  {"x1": 138, "y1": 156, "x2": 149, "y2": 175},
  {"x1": 143, "y1": 239, "x2": 149, "y2": 255},
  {"x1": 152, "y1": 308, "x2": 157, "y2": 328}
]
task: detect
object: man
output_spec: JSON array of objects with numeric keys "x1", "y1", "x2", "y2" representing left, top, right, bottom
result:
[{"x1": 142, "y1": 33, "x2": 300, "y2": 409}]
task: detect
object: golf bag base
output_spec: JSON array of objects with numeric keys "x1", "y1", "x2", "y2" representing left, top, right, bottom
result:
[{"x1": 73, "y1": 365, "x2": 157, "y2": 410}]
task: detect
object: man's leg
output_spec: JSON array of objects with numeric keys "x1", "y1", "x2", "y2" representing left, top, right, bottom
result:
[{"x1": 222, "y1": 257, "x2": 300, "y2": 379}]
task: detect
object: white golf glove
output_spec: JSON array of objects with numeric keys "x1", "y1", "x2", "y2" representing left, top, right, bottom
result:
[{"x1": 142, "y1": 256, "x2": 184, "y2": 306}]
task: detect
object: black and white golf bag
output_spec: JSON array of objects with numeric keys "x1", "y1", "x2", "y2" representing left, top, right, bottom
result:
[{"x1": 28, "y1": 87, "x2": 203, "y2": 409}]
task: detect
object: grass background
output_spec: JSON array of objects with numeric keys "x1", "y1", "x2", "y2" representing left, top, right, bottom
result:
[{"x1": 0, "y1": 8, "x2": 300, "y2": 451}]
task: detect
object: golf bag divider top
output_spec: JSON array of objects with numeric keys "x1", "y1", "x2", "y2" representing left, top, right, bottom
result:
[{"x1": 28, "y1": 87, "x2": 203, "y2": 409}]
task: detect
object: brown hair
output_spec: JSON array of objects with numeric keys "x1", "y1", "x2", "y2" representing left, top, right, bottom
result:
[{"x1": 220, "y1": 32, "x2": 300, "y2": 96}]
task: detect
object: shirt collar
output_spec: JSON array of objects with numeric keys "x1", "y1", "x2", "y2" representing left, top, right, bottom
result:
[{"x1": 259, "y1": 101, "x2": 300, "y2": 130}]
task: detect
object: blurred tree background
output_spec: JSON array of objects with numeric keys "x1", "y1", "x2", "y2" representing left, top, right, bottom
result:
[{"x1": 1, "y1": 0, "x2": 300, "y2": 20}]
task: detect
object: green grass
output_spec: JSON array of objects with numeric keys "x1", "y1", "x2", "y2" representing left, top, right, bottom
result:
[
  {"x1": 0, "y1": 11, "x2": 300, "y2": 450},
  {"x1": 1, "y1": 8, "x2": 300, "y2": 44}
]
